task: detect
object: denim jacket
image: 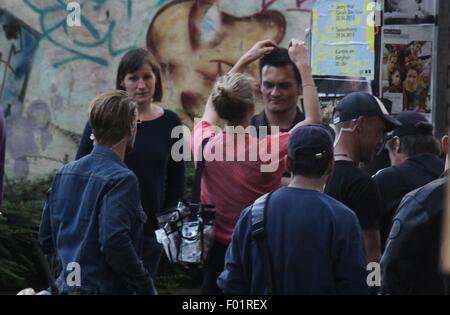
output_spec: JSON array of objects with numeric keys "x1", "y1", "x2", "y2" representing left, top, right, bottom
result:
[{"x1": 39, "y1": 145, "x2": 154, "y2": 294}]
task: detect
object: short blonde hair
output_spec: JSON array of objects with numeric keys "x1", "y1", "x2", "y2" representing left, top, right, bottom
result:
[
  {"x1": 89, "y1": 90, "x2": 137, "y2": 146},
  {"x1": 211, "y1": 73, "x2": 255, "y2": 124}
]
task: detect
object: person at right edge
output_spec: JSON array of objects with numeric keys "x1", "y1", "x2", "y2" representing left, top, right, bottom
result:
[
  {"x1": 373, "y1": 111, "x2": 443, "y2": 251},
  {"x1": 325, "y1": 92, "x2": 401, "y2": 284},
  {"x1": 381, "y1": 134, "x2": 450, "y2": 294}
]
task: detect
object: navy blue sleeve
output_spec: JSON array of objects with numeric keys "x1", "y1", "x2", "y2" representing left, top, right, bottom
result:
[
  {"x1": 98, "y1": 173, "x2": 154, "y2": 294},
  {"x1": 380, "y1": 195, "x2": 426, "y2": 294},
  {"x1": 76, "y1": 122, "x2": 94, "y2": 160},
  {"x1": 334, "y1": 211, "x2": 369, "y2": 294},
  {"x1": 163, "y1": 112, "x2": 185, "y2": 209},
  {"x1": 217, "y1": 208, "x2": 251, "y2": 294}
]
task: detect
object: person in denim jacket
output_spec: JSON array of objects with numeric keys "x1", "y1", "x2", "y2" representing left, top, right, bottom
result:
[{"x1": 39, "y1": 91, "x2": 154, "y2": 294}]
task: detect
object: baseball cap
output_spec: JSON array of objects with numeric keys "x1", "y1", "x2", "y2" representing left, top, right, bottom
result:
[
  {"x1": 386, "y1": 111, "x2": 432, "y2": 140},
  {"x1": 288, "y1": 124, "x2": 334, "y2": 162},
  {"x1": 333, "y1": 92, "x2": 401, "y2": 131}
]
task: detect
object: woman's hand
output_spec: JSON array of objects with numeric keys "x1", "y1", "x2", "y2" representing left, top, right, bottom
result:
[
  {"x1": 288, "y1": 39, "x2": 309, "y2": 69},
  {"x1": 230, "y1": 39, "x2": 277, "y2": 73},
  {"x1": 242, "y1": 39, "x2": 277, "y2": 64}
]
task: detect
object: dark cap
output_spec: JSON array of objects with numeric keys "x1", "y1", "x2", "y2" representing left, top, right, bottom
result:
[
  {"x1": 333, "y1": 92, "x2": 401, "y2": 132},
  {"x1": 288, "y1": 124, "x2": 334, "y2": 162},
  {"x1": 386, "y1": 111, "x2": 432, "y2": 140}
]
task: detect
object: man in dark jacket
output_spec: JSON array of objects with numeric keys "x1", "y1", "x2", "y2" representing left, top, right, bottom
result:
[
  {"x1": 373, "y1": 111, "x2": 444, "y2": 250},
  {"x1": 381, "y1": 135, "x2": 450, "y2": 294}
]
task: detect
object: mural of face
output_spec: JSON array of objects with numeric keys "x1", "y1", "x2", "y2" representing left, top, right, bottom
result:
[
  {"x1": 260, "y1": 64, "x2": 300, "y2": 114},
  {"x1": 146, "y1": 0, "x2": 287, "y2": 127},
  {"x1": 122, "y1": 63, "x2": 156, "y2": 107}
]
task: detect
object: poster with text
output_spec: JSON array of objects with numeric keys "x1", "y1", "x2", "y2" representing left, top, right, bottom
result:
[
  {"x1": 380, "y1": 24, "x2": 434, "y2": 116},
  {"x1": 311, "y1": 0, "x2": 375, "y2": 80}
]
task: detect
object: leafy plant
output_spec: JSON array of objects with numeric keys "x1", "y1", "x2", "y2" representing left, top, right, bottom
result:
[{"x1": 0, "y1": 176, "x2": 53, "y2": 292}]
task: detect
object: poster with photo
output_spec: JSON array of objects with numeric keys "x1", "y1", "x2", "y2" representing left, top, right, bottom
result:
[
  {"x1": 384, "y1": 0, "x2": 437, "y2": 25},
  {"x1": 380, "y1": 24, "x2": 434, "y2": 116}
]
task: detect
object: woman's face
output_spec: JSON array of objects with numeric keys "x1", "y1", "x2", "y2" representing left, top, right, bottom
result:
[
  {"x1": 122, "y1": 63, "x2": 156, "y2": 106},
  {"x1": 388, "y1": 56, "x2": 398, "y2": 72},
  {"x1": 406, "y1": 69, "x2": 418, "y2": 87},
  {"x1": 391, "y1": 70, "x2": 401, "y2": 86}
]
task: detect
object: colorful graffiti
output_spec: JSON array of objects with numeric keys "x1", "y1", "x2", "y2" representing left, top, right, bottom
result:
[
  {"x1": 23, "y1": 0, "x2": 134, "y2": 68},
  {"x1": 147, "y1": 0, "x2": 311, "y2": 126},
  {"x1": 0, "y1": 9, "x2": 39, "y2": 112},
  {"x1": 1, "y1": 0, "x2": 312, "y2": 179}
]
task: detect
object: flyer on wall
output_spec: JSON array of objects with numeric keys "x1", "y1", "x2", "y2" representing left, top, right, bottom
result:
[
  {"x1": 384, "y1": 0, "x2": 437, "y2": 25},
  {"x1": 380, "y1": 24, "x2": 434, "y2": 119}
]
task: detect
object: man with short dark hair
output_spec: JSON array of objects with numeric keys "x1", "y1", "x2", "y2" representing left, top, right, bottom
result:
[
  {"x1": 251, "y1": 48, "x2": 305, "y2": 135},
  {"x1": 381, "y1": 135, "x2": 450, "y2": 294},
  {"x1": 217, "y1": 125, "x2": 368, "y2": 294},
  {"x1": 373, "y1": 111, "x2": 444, "y2": 250},
  {"x1": 325, "y1": 92, "x2": 401, "y2": 265},
  {"x1": 39, "y1": 91, "x2": 154, "y2": 294}
]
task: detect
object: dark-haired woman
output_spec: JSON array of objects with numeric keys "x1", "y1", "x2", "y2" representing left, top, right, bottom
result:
[{"x1": 76, "y1": 48, "x2": 185, "y2": 280}]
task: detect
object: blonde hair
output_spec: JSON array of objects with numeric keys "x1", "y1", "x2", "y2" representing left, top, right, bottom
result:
[
  {"x1": 211, "y1": 73, "x2": 255, "y2": 124},
  {"x1": 89, "y1": 90, "x2": 137, "y2": 146}
]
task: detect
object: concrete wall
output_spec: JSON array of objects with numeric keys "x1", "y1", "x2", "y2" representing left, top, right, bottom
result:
[{"x1": 0, "y1": 0, "x2": 312, "y2": 179}]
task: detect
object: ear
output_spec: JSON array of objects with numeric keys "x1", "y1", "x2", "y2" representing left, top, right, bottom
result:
[
  {"x1": 327, "y1": 158, "x2": 335, "y2": 176},
  {"x1": 355, "y1": 116, "x2": 365, "y2": 132},
  {"x1": 441, "y1": 135, "x2": 449, "y2": 155},
  {"x1": 285, "y1": 156, "x2": 292, "y2": 174},
  {"x1": 394, "y1": 137, "x2": 401, "y2": 154}
]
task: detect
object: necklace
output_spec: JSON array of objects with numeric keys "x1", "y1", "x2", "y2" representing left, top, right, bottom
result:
[{"x1": 334, "y1": 153, "x2": 354, "y2": 162}]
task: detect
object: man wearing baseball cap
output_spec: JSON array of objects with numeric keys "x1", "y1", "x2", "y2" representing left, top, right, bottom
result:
[
  {"x1": 218, "y1": 125, "x2": 368, "y2": 294},
  {"x1": 373, "y1": 111, "x2": 444, "y2": 250},
  {"x1": 325, "y1": 92, "x2": 401, "y2": 269}
]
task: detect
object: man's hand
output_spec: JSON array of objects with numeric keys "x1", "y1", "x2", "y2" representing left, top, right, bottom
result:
[
  {"x1": 230, "y1": 39, "x2": 277, "y2": 73},
  {"x1": 288, "y1": 38, "x2": 309, "y2": 69}
]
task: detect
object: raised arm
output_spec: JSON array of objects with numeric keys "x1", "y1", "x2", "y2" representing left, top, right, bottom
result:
[
  {"x1": 201, "y1": 40, "x2": 276, "y2": 125},
  {"x1": 288, "y1": 39, "x2": 321, "y2": 133}
]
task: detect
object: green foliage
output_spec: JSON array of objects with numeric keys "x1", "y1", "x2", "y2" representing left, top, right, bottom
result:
[
  {"x1": 0, "y1": 161, "x2": 199, "y2": 293},
  {"x1": 0, "y1": 176, "x2": 53, "y2": 292}
]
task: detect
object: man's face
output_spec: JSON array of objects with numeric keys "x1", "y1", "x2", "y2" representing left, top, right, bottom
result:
[
  {"x1": 260, "y1": 64, "x2": 300, "y2": 114},
  {"x1": 359, "y1": 116, "x2": 386, "y2": 163}
]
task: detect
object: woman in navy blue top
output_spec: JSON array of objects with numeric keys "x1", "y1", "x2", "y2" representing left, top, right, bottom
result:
[{"x1": 76, "y1": 48, "x2": 185, "y2": 279}]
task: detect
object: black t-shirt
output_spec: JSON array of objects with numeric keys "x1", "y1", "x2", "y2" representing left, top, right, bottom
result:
[
  {"x1": 325, "y1": 160, "x2": 381, "y2": 230},
  {"x1": 250, "y1": 107, "x2": 305, "y2": 138},
  {"x1": 373, "y1": 154, "x2": 444, "y2": 250}
]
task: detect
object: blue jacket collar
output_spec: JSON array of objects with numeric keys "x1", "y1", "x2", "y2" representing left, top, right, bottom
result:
[{"x1": 91, "y1": 145, "x2": 126, "y2": 167}]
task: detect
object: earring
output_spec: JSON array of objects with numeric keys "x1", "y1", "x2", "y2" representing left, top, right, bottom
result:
[{"x1": 90, "y1": 133, "x2": 95, "y2": 141}]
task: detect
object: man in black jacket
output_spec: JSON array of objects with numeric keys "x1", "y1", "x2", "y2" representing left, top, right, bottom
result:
[
  {"x1": 373, "y1": 112, "x2": 444, "y2": 250},
  {"x1": 381, "y1": 135, "x2": 450, "y2": 294}
]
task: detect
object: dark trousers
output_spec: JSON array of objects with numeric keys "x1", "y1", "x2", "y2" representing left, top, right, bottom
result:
[{"x1": 201, "y1": 240, "x2": 228, "y2": 295}]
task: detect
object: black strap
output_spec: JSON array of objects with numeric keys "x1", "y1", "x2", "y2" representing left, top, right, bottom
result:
[
  {"x1": 250, "y1": 191, "x2": 276, "y2": 294},
  {"x1": 191, "y1": 138, "x2": 210, "y2": 203}
]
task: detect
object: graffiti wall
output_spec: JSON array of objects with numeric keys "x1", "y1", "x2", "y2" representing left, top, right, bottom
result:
[{"x1": 0, "y1": 0, "x2": 311, "y2": 179}]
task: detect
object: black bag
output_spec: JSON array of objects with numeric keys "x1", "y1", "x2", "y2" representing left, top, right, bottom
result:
[{"x1": 156, "y1": 138, "x2": 215, "y2": 267}]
